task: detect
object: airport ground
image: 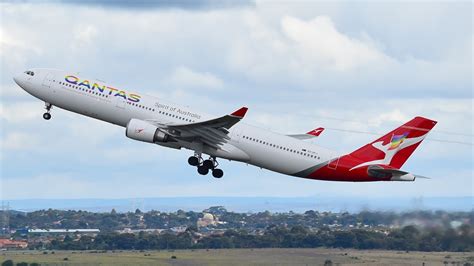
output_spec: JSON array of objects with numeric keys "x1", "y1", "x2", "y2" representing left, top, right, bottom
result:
[{"x1": 2, "y1": 248, "x2": 473, "y2": 266}]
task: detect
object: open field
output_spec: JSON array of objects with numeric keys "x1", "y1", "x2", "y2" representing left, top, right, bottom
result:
[{"x1": 2, "y1": 249, "x2": 473, "y2": 266}]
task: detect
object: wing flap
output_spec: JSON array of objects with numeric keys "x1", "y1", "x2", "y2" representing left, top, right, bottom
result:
[{"x1": 151, "y1": 107, "x2": 248, "y2": 149}]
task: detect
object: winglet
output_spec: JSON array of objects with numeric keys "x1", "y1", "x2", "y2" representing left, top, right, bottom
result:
[
  {"x1": 231, "y1": 107, "x2": 248, "y2": 118},
  {"x1": 306, "y1": 127, "x2": 324, "y2": 137}
]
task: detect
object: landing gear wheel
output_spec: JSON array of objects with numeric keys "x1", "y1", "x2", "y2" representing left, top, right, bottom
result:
[
  {"x1": 43, "y1": 102, "x2": 52, "y2": 120},
  {"x1": 197, "y1": 165, "x2": 209, "y2": 175},
  {"x1": 43, "y1": 113, "x2": 51, "y2": 120},
  {"x1": 212, "y1": 169, "x2": 224, "y2": 178},
  {"x1": 203, "y1": 159, "x2": 214, "y2": 170},
  {"x1": 188, "y1": 156, "x2": 199, "y2": 166}
]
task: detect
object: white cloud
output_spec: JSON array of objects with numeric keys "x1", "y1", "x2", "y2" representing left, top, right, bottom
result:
[
  {"x1": 167, "y1": 66, "x2": 224, "y2": 90},
  {"x1": 281, "y1": 16, "x2": 392, "y2": 71},
  {"x1": 0, "y1": 101, "x2": 44, "y2": 123},
  {"x1": 0, "y1": 26, "x2": 42, "y2": 72},
  {"x1": 368, "y1": 109, "x2": 409, "y2": 127},
  {"x1": 227, "y1": 13, "x2": 395, "y2": 82},
  {"x1": 1, "y1": 132, "x2": 38, "y2": 150},
  {"x1": 0, "y1": 84, "x2": 31, "y2": 98},
  {"x1": 0, "y1": 26, "x2": 42, "y2": 57},
  {"x1": 71, "y1": 24, "x2": 98, "y2": 50}
]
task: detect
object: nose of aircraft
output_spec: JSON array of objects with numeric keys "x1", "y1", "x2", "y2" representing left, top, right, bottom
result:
[
  {"x1": 13, "y1": 74, "x2": 21, "y2": 85},
  {"x1": 13, "y1": 71, "x2": 30, "y2": 89},
  {"x1": 13, "y1": 72, "x2": 27, "y2": 88}
]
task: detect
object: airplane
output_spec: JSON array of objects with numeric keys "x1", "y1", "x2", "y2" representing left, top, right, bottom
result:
[{"x1": 13, "y1": 68, "x2": 437, "y2": 181}]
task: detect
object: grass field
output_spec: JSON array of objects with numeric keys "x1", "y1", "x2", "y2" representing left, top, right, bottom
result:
[{"x1": 2, "y1": 248, "x2": 473, "y2": 266}]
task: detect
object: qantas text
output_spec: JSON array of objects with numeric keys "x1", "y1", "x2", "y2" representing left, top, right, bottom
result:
[{"x1": 65, "y1": 75, "x2": 141, "y2": 103}]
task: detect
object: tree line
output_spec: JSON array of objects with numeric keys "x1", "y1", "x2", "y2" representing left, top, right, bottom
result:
[
  {"x1": 7, "y1": 208, "x2": 473, "y2": 232},
  {"x1": 42, "y1": 224, "x2": 473, "y2": 252}
]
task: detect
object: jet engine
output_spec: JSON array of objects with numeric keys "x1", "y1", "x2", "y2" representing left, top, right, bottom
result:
[{"x1": 126, "y1": 119, "x2": 169, "y2": 143}]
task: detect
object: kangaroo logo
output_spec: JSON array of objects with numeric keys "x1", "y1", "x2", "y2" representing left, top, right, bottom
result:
[
  {"x1": 307, "y1": 127, "x2": 324, "y2": 137},
  {"x1": 349, "y1": 132, "x2": 426, "y2": 171},
  {"x1": 388, "y1": 132, "x2": 408, "y2": 150}
]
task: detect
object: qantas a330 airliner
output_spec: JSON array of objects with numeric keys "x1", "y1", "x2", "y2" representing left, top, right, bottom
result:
[{"x1": 14, "y1": 68, "x2": 437, "y2": 181}]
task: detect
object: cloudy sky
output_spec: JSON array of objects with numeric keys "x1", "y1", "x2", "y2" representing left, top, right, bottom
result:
[{"x1": 1, "y1": 1, "x2": 472, "y2": 201}]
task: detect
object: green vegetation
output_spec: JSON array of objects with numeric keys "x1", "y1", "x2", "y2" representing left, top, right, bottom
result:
[
  {"x1": 7, "y1": 208, "x2": 472, "y2": 232},
  {"x1": 2, "y1": 249, "x2": 474, "y2": 266},
  {"x1": 4, "y1": 207, "x2": 473, "y2": 252},
  {"x1": 38, "y1": 224, "x2": 472, "y2": 252},
  {"x1": 1, "y1": 260, "x2": 13, "y2": 266}
]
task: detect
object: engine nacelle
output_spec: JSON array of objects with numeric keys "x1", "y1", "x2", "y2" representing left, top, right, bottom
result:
[{"x1": 126, "y1": 119, "x2": 169, "y2": 143}]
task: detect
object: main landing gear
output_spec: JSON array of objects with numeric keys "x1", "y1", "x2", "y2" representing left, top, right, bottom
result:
[
  {"x1": 188, "y1": 154, "x2": 224, "y2": 178},
  {"x1": 43, "y1": 102, "x2": 52, "y2": 120}
]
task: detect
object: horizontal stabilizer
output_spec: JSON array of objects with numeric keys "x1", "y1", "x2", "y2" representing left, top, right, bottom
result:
[
  {"x1": 414, "y1": 175, "x2": 431, "y2": 179},
  {"x1": 367, "y1": 165, "x2": 430, "y2": 181},
  {"x1": 288, "y1": 127, "x2": 324, "y2": 140}
]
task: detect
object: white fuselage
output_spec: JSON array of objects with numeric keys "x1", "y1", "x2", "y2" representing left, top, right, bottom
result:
[{"x1": 14, "y1": 68, "x2": 338, "y2": 178}]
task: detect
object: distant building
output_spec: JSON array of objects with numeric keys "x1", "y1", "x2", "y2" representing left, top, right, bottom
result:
[
  {"x1": 170, "y1": 226, "x2": 187, "y2": 233},
  {"x1": 116, "y1": 228, "x2": 164, "y2": 234},
  {"x1": 197, "y1": 213, "x2": 217, "y2": 227},
  {"x1": 0, "y1": 239, "x2": 28, "y2": 249},
  {"x1": 28, "y1": 229, "x2": 100, "y2": 235}
]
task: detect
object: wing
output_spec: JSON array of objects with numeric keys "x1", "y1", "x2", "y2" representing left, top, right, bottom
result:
[
  {"x1": 287, "y1": 127, "x2": 324, "y2": 140},
  {"x1": 149, "y1": 107, "x2": 248, "y2": 149}
]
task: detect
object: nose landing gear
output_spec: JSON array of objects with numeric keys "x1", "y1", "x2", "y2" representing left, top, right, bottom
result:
[
  {"x1": 188, "y1": 154, "x2": 224, "y2": 178},
  {"x1": 42, "y1": 113, "x2": 51, "y2": 120},
  {"x1": 43, "y1": 102, "x2": 52, "y2": 120}
]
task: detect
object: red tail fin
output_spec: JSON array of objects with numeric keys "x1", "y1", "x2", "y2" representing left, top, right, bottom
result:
[{"x1": 349, "y1": 117, "x2": 437, "y2": 169}]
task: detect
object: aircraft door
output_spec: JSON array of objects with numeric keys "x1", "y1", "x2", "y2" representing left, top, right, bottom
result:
[
  {"x1": 327, "y1": 157, "x2": 339, "y2": 170},
  {"x1": 42, "y1": 72, "x2": 54, "y2": 89}
]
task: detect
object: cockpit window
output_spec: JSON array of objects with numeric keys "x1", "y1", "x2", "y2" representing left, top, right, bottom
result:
[{"x1": 24, "y1": 71, "x2": 35, "y2": 76}]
